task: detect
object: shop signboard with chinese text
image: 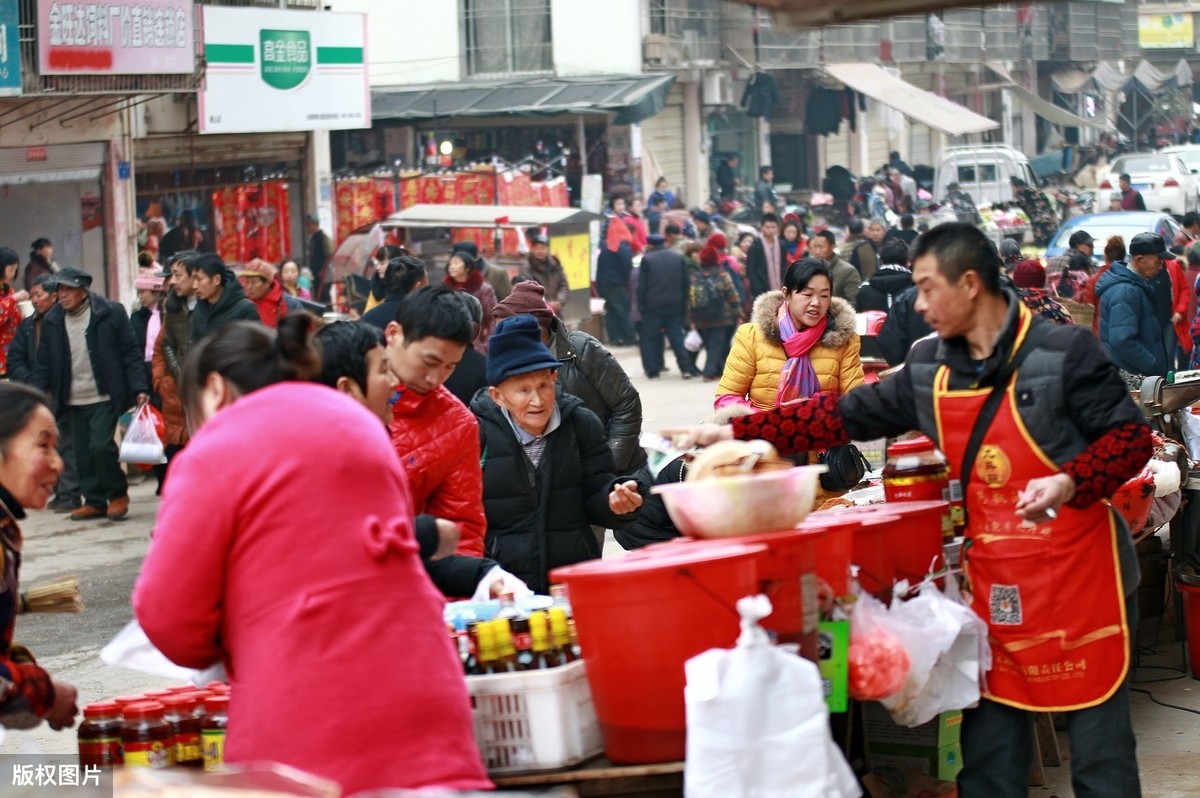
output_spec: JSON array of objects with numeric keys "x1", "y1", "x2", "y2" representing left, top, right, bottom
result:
[
  {"x1": 0, "y1": 0, "x2": 19, "y2": 95},
  {"x1": 200, "y1": 7, "x2": 368, "y2": 134},
  {"x1": 38, "y1": 0, "x2": 196, "y2": 75},
  {"x1": 1138, "y1": 13, "x2": 1195, "y2": 50},
  {"x1": 550, "y1": 233, "x2": 591, "y2": 291}
]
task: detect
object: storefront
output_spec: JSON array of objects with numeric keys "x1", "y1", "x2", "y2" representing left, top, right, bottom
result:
[{"x1": 134, "y1": 133, "x2": 310, "y2": 265}]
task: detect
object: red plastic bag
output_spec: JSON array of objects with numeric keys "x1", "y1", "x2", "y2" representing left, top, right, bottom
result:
[
  {"x1": 1112, "y1": 467, "x2": 1155, "y2": 535},
  {"x1": 848, "y1": 590, "x2": 911, "y2": 701}
]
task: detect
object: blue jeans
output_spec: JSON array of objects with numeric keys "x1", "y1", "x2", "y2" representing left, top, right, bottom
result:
[
  {"x1": 597, "y1": 280, "x2": 637, "y2": 346},
  {"x1": 639, "y1": 308, "x2": 693, "y2": 377},
  {"x1": 958, "y1": 592, "x2": 1141, "y2": 798}
]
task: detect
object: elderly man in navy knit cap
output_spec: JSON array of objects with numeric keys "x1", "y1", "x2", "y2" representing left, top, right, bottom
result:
[{"x1": 469, "y1": 316, "x2": 646, "y2": 593}]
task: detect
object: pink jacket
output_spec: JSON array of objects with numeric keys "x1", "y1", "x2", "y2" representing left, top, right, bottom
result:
[{"x1": 134, "y1": 383, "x2": 489, "y2": 795}]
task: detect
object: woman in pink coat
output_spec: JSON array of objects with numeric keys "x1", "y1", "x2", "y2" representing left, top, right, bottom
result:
[{"x1": 133, "y1": 315, "x2": 490, "y2": 795}]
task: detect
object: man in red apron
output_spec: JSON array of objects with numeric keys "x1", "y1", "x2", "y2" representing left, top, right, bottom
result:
[{"x1": 671, "y1": 223, "x2": 1153, "y2": 797}]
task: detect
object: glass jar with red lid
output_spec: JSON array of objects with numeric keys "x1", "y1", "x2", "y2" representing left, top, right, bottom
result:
[
  {"x1": 883, "y1": 436, "x2": 957, "y2": 539},
  {"x1": 78, "y1": 701, "x2": 123, "y2": 768},
  {"x1": 122, "y1": 701, "x2": 174, "y2": 769}
]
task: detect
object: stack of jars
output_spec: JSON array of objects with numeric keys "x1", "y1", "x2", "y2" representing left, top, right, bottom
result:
[{"x1": 78, "y1": 682, "x2": 230, "y2": 772}]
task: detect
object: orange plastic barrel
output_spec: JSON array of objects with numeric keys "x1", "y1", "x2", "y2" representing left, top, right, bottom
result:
[
  {"x1": 643, "y1": 529, "x2": 820, "y2": 660},
  {"x1": 838, "y1": 501, "x2": 947, "y2": 597},
  {"x1": 551, "y1": 543, "x2": 765, "y2": 764}
]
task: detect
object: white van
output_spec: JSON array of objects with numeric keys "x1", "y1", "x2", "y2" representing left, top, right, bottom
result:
[{"x1": 934, "y1": 144, "x2": 1036, "y2": 207}]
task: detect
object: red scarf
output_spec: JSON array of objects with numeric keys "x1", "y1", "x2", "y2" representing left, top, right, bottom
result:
[
  {"x1": 776, "y1": 305, "x2": 826, "y2": 407},
  {"x1": 252, "y1": 281, "x2": 287, "y2": 328},
  {"x1": 444, "y1": 269, "x2": 485, "y2": 294}
]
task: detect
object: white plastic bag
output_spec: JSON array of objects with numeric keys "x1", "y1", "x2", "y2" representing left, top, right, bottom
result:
[
  {"x1": 684, "y1": 595, "x2": 860, "y2": 798},
  {"x1": 684, "y1": 328, "x2": 703, "y2": 353},
  {"x1": 118, "y1": 404, "x2": 166, "y2": 465},
  {"x1": 101, "y1": 619, "x2": 227, "y2": 685},
  {"x1": 880, "y1": 574, "x2": 991, "y2": 727}
]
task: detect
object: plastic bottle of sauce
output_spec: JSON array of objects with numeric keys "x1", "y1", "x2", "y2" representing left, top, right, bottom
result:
[
  {"x1": 77, "y1": 701, "x2": 123, "y2": 768},
  {"x1": 121, "y1": 701, "x2": 174, "y2": 769},
  {"x1": 162, "y1": 695, "x2": 204, "y2": 769},
  {"x1": 201, "y1": 695, "x2": 230, "y2": 772},
  {"x1": 882, "y1": 436, "x2": 958, "y2": 539}
]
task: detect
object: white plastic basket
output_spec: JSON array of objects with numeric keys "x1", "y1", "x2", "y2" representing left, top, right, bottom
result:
[{"x1": 466, "y1": 659, "x2": 602, "y2": 774}]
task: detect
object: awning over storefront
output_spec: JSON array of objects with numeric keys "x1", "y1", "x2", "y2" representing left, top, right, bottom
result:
[
  {"x1": 821, "y1": 63, "x2": 998, "y2": 137},
  {"x1": 985, "y1": 64, "x2": 1105, "y2": 130},
  {"x1": 383, "y1": 204, "x2": 601, "y2": 229},
  {"x1": 371, "y1": 73, "x2": 676, "y2": 126},
  {"x1": 1051, "y1": 59, "x2": 1193, "y2": 95}
]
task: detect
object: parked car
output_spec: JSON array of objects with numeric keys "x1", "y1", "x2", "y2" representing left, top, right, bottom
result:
[
  {"x1": 934, "y1": 144, "x2": 1036, "y2": 208},
  {"x1": 1097, "y1": 153, "x2": 1200, "y2": 215},
  {"x1": 1159, "y1": 144, "x2": 1200, "y2": 178},
  {"x1": 1044, "y1": 211, "x2": 1183, "y2": 261}
]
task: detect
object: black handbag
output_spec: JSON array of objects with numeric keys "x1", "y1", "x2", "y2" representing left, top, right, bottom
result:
[{"x1": 819, "y1": 444, "x2": 872, "y2": 492}]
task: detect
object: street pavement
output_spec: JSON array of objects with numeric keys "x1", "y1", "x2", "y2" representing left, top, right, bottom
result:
[{"x1": 7, "y1": 341, "x2": 1200, "y2": 797}]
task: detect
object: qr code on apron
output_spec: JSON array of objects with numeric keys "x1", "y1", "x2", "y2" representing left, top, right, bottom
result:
[{"x1": 990, "y1": 584, "x2": 1022, "y2": 625}]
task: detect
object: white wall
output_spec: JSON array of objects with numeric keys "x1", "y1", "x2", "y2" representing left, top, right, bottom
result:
[
  {"x1": 328, "y1": 0, "x2": 460, "y2": 86},
  {"x1": 551, "y1": 0, "x2": 642, "y2": 76}
]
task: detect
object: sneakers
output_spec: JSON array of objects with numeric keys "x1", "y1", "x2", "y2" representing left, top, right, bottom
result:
[
  {"x1": 69, "y1": 505, "x2": 106, "y2": 522},
  {"x1": 48, "y1": 497, "x2": 80, "y2": 513},
  {"x1": 107, "y1": 495, "x2": 130, "y2": 521}
]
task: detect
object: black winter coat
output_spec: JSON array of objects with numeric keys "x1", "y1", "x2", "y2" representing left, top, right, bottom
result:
[
  {"x1": 856, "y1": 266, "x2": 915, "y2": 313},
  {"x1": 444, "y1": 347, "x2": 488, "y2": 408},
  {"x1": 472, "y1": 391, "x2": 644, "y2": 594},
  {"x1": 191, "y1": 280, "x2": 260, "y2": 342},
  {"x1": 638, "y1": 245, "x2": 689, "y2": 313},
  {"x1": 360, "y1": 291, "x2": 407, "y2": 331},
  {"x1": 34, "y1": 294, "x2": 147, "y2": 414},
  {"x1": 877, "y1": 285, "x2": 934, "y2": 367},
  {"x1": 6, "y1": 315, "x2": 39, "y2": 386},
  {"x1": 745, "y1": 236, "x2": 784, "y2": 299},
  {"x1": 548, "y1": 319, "x2": 646, "y2": 472}
]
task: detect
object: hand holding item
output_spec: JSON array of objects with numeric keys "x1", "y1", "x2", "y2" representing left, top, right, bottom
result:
[
  {"x1": 661, "y1": 423, "x2": 733, "y2": 449},
  {"x1": 609, "y1": 480, "x2": 643, "y2": 515},
  {"x1": 1015, "y1": 472, "x2": 1075, "y2": 523},
  {"x1": 46, "y1": 681, "x2": 79, "y2": 731}
]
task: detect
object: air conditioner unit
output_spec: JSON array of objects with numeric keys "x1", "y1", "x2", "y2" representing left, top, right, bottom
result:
[
  {"x1": 703, "y1": 72, "x2": 733, "y2": 106},
  {"x1": 644, "y1": 33, "x2": 684, "y2": 66}
]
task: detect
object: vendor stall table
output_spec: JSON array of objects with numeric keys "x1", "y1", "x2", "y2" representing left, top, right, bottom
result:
[{"x1": 493, "y1": 757, "x2": 683, "y2": 797}]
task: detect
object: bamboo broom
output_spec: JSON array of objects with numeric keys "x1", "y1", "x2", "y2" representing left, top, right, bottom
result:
[{"x1": 18, "y1": 576, "x2": 83, "y2": 614}]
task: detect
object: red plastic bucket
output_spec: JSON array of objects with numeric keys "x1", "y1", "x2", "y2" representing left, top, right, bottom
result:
[
  {"x1": 797, "y1": 513, "x2": 862, "y2": 598},
  {"x1": 1178, "y1": 580, "x2": 1200, "y2": 680},
  {"x1": 836, "y1": 501, "x2": 947, "y2": 598},
  {"x1": 644, "y1": 529, "x2": 820, "y2": 660},
  {"x1": 551, "y1": 543, "x2": 765, "y2": 764}
]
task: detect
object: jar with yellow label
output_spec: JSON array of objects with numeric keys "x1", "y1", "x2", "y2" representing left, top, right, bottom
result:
[
  {"x1": 121, "y1": 701, "x2": 174, "y2": 769},
  {"x1": 201, "y1": 695, "x2": 229, "y2": 772},
  {"x1": 78, "y1": 701, "x2": 123, "y2": 768},
  {"x1": 162, "y1": 695, "x2": 204, "y2": 769},
  {"x1": 883, "y1": 436, "x2": 959, "y2": 539}
]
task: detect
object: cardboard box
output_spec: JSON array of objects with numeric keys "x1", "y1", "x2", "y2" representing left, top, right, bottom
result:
[{"x1": 863, "y1": 703, "x2": 963, "y2": 781}]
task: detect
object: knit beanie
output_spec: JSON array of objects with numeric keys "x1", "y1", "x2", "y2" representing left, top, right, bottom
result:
[
  {"x1": 700, "y1": 245, "x2": 720, "y2": 267},
  {"x1": 452, "y1": 240, "x2": 479, "y2": 258},
  {"x1": 492, "y1": 280, "x2": 555, "y2": 326},
  {"x1": 487, "y1": 315, "x2": 560, "y2": 386},
  {"x1": 707, "y1": 231, "x2": 728, "y2": 251},
  {"x1": 1012, "y1": 259, "x2": 1046, "y2": 288}
]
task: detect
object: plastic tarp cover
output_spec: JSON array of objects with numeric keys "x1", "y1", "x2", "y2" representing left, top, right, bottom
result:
[
  {"x1": 822, "y1": 62, "x2": 998, "y2": 137},
  {"x1": 986, "y1": 63, "x2": 1105, "y2": 130}
]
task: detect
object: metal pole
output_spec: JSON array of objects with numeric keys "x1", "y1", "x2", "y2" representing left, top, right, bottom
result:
[{"x1": 577, "y1": 115, "x2": 587, "y2": 177}]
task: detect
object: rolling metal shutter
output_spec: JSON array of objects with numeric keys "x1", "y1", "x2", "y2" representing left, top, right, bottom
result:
[
  {"x1": 641, "y1": 84, "x2": 686, "y2": 198},
  {"x1": 135, "y1": 133, "x2": 309, "y2": 171},
  {"x1": 0, "y1": 143, "x2": 105, "y2": 184}
]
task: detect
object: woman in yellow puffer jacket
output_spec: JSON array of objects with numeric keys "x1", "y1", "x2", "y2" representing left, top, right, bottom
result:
[{"x1": 715, "y1": 257, "x2": 864, "y2": 411}]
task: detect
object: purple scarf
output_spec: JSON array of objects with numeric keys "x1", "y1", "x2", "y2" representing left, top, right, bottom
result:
[{"x1": 776, "y1": 305, "x2": 826, "y2": 407}]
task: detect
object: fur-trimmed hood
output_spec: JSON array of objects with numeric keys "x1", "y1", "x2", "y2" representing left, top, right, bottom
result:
[{"x1": 750, "y1": 291, "x2": 857, "y2": 349}]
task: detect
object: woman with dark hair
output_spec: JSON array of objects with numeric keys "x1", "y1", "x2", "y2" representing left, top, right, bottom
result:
[
  {"x1": 716, "y1": 257, "x2": 864, "y2": 411},
  {"x1": 23, "y1": 238, "x2": 55, "y2": 291},
  {"x1": 779, "y1": 218, "x2": 806, "y2": 262},
  {"x1": 443, "y1": 249, "x2": 497, "y2": 354},
  {"x1": 279, "y1": 258, "x2": 310, "y2": 300},
  {"x1": 0, "y1": 382, "x2": 78, "y2": 731},
  {"x1": 188, "y1": 253, "x2": 260, "y2": 342},
  {"x1": 0, "y1": 247, "x2": 26, "y2": 380},
  {"x1": 134, "y1": 315, "x2": 489, "y2": 795}
]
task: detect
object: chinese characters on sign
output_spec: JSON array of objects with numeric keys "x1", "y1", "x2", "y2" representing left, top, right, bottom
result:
[
  {"x1": 38, "y1": 0, "x2": 196, "y2": 75},
  {"x1": 550, "y1": 233, "x2": 591, "y2": 290},
  {"x1": 11, "y1": 763, "x2": 102, "y2": 787}
]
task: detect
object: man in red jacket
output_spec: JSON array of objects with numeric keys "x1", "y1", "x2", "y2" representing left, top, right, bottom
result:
[{"x1": 384, "y1": 285, "x2": 486, "y2": 556}]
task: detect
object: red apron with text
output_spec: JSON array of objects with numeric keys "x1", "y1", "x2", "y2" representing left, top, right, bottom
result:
[{"x1": 933, "y1": 318, "x2": 1130, "y2": 711}]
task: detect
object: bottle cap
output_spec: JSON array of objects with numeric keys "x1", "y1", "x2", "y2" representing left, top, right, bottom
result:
[
  {"x1": 203, "y1": 695, "x2": 230, "y2": 714},
  {"x1": 887, "y1": 436, "x2": 936, "y2": 456},
  {"x1": 82, "y1": 701, "x2": 120, "y2": 718},
  {"x1": 122, "y1": 701, "x2": 165, "y2": 719}
]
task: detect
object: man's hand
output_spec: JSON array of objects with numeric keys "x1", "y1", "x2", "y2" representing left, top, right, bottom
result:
[
  {"x1": 432, "y1": 519, "x2": 461, "y2": 561},
  {"x1": 608, "y1": 480, "x2": 643, "y2": 515},
  {"x1": 661, "y1": 423, "x2": 733, "y2": 449},
  {"x1": 46, "y1": 681, "x2": 78, "y2": 731},
  {"x1": 1015, "y1": 473, "x2": 1076, "y2": 523},
  {"x1": 135, "y1": 393, "x2": 150, "y2": 406},
  {"x1": 1173, "y1": 312, "x2": 1185, "y2": 324}
]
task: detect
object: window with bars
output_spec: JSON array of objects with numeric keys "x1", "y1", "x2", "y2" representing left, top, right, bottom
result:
[{"x1": 462, "y1": 0, "x2": 552, "y2": 78}]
